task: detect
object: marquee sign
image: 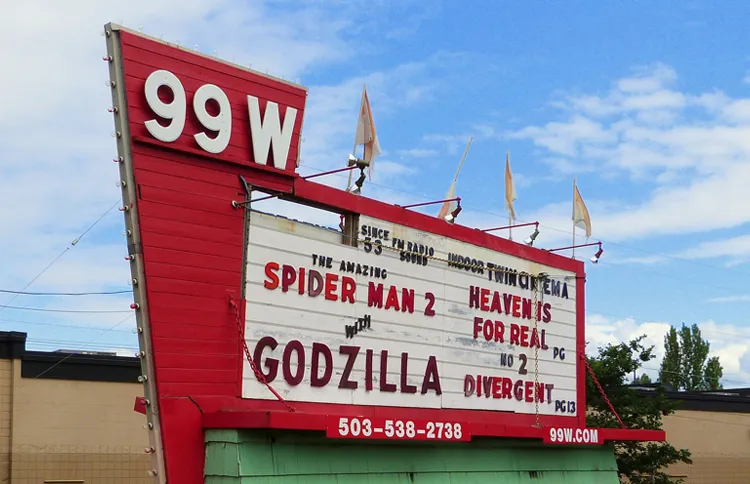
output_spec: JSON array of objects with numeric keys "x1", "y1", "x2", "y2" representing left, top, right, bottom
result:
[
  {"x1": 244, "y1": 212, "x2": 578, "y2": 419},
  {"x1": 104, "y1": 22, "x2": 664, "y2": 484}
]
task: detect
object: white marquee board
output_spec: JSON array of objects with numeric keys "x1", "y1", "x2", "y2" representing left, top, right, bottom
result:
[{"x1": 242, "y1": 211, "x2": 578, "y2": 417}]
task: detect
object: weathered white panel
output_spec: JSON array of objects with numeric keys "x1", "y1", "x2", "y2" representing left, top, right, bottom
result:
[{"x1": 242, "y1": 211, "x2": 580, "y2": 417}]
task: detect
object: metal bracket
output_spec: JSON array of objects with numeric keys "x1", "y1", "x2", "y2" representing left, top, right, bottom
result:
[
  {"x1": 232, "y1": 175, "x2": 284, "y2": 208},
  {"x1": 232, "y1": 175, "x2": 255, "y2": 209}
]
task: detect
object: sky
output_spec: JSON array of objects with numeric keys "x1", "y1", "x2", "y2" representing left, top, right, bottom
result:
[{"x1": 2, "y1": 0, "x2": 750, "y2": 387}]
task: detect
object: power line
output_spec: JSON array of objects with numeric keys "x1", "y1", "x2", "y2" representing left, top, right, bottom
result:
[
  {"x1": 0, "y1": 198, "x2": 122, "y2": 316},
  {"x1": 297, "y1": 162, "x2": 750, "y2": 279},
  {"x1": 2, "y1": 305, "x2": 131, "y2": 314},
  {"x1": 639, "y1": 366, "x2": 750, "y2": 387},
  {"x1": 27, "y1": 338, "x2": 138, "y2": 351},
  {"x1": 32, "y1": 313, "x2": 135, "y2": 379},
  {"x1": 0, "y1": 288, "x2": 131, "y2": 296},
  {"x1": 0, "y1": 317, "x2": 133, "y2": 333}
]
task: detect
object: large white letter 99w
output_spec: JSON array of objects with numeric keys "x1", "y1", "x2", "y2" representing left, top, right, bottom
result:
[
  {"x1": 247, "y1": 95, "x2": 297, "y2": 169},
  {"x1": 193, "y1": 84, "x2": 232, "y2": 154},
  {"x1": 144, "y1": 70, "x2": 186, "y2": 143}
]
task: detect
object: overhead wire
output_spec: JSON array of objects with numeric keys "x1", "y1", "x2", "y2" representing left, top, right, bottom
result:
[
  {"x1": 637, "y1": 366, "x2": 750, "y2": 387},
  {"x1": 31, "y1": 313, "x2": 136, "y2": 379},
  {"x1": 296, "y1": 161, "x2": 750, "y2": 279},
  {"x1": 1, "y1": 305, "x2": 132, "y2": 314},
  {"x1": 0, "y1": 198, "x2": 122, "y2": 316},
  {"x1": 0, "y1": 288, "x2": 131, "y2": 296},
  {"x1": 0, "y1": 317, "x2": 134, "y2": 333},
  {"x1": 28, "y1": 338, "x2": 138, "y2": 352}
]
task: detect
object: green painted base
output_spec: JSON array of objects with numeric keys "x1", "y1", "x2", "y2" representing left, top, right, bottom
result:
[{"x1": 205, "y1": 429, "x2": 621, "y2": 483}]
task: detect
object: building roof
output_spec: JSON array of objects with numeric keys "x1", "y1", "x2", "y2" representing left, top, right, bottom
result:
[
  {"x1": 630, "y1": 383, "x2": 750, "y2": 413},
  {"x1": 0, "y1": 331, "x2": 140, "y2": 383}
]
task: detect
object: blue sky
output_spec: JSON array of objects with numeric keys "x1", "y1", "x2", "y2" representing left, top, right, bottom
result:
[{"x1": 3, "y1": 1, "x2": 750, "y2": 385}]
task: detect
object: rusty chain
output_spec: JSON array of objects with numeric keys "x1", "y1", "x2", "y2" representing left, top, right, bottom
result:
[
  {"x1": 229, "y1": 296, "x2": 295, "y2": 412},
  {"x1": 532, "y1": 274, "x2": 541, "y2": 428}
]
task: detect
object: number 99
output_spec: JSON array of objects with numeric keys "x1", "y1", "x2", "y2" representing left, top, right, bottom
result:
[
  {"x1": 143, "y1": 70, "x2": 232, "y2": 154},
  {"x1": 144, "y1": 70, "x2": 185, "y2": 143}
]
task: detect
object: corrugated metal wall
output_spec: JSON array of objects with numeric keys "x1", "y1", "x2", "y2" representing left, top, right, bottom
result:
[{"x1": 205, "y1": 429, "x2": 620, "y2": 483}]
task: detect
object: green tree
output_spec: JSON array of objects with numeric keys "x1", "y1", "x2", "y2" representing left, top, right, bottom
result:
[
  {"x1": 659, "y1": 323, "x2": 723, "y2": 391},
  {"x1": 659, "y1": 327, "x2": 681, "y2": 389},
  {"x1": 587, "y1": 335, "x2": 692, "y2": 483},
  {"x1": 680, "y1": 324, "x2": 710, "y2": 391},
  {"x1": 703, "y1": 356, "x2": 723, "y2": 390},
  {"x1": 633, "y1": 373, "x2": 652, "y2": 384}
]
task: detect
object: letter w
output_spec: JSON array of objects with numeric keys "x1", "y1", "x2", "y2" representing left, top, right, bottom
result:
[{"x1": 247, "y1": 95, "x2": 298, "y2": 169}]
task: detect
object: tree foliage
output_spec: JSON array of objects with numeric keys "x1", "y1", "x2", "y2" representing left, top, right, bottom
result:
[
  {"x1": 586, "y1": 335, "x2": 692, "y2": 483},
  {"x1": 703, "y1": 356, "x2": 723, "y2": 391},
  {"x1": 659, "y1": 323, "x2": 723, "y2": 391},
  {"x1": 659, "y1": 327, "x2": 681, "y2": 389},
  {"x1": 633, "y1": 373, "x2": 652, "y2": 384}
]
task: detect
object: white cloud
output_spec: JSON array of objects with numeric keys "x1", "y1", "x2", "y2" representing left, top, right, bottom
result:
[
  {"x1": 616, "y1": 63, "x2": 678, "y2": 93},
  {"x1": 606, "y1": 254, "x2": 669, "y2": 266},
  {"x1": 397, "y1": 148, "x2": 440, "y2": 158},
  {"x1": 705, "y1": 295, "x2": 750, "y2": 303},
  {"x1": 511, "y1": 115, "x2": 616, "y2": 158},
  {"x1": 371, "y1": 161, "x2": 416, "y2": 179},
  {"x1": 506, "y1": 62, "x2": 750, "y2": 255},
  {"x1": 586, "y1": 314, "x2": 750, "y2": 387},
  {"x1": 678, "y1": 234, "x2": 750, "y2": 264}
]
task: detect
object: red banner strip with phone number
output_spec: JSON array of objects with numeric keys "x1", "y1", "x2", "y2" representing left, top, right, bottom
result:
[{"x1": 326, "y1": 416, "x2": 471, "y2": 442}]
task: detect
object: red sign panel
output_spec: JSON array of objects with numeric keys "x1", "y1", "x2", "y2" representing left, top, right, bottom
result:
[
  {"x1": 326, "y1": 416, "x2": 471, "y2": 442},
  {"x1": 105, "y1": 23, "x2": 308, "y2": 483},
  {"x1": 104, "y1": 21, "x2": 660, "y2": 484},
  {"x1": 543, "y1": 427, "x2": 603, "y2": 445}
]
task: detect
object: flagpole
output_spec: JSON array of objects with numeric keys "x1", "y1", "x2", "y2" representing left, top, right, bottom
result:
[
  {"x1": 346, "y1": 140, "x2": 358, "y2": 191},
  {"x1": 572, "y1": 177, "x2": 576, "y2": 260},
  {"x1": 348, "y1": 85, "x2": 366, "y2": 192},
  {"x1": 507, "y1": 151, "x2": 512, "y2": 241},
  {"x1": 509, "y1": 212, "x2": 513, "y2": 241},
  {"x1": 454, "y1": 137, "x2": 473, "y2": 183},
  {"x1": 447, "y1": 137, "x2": 472, "y2": 214}
]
